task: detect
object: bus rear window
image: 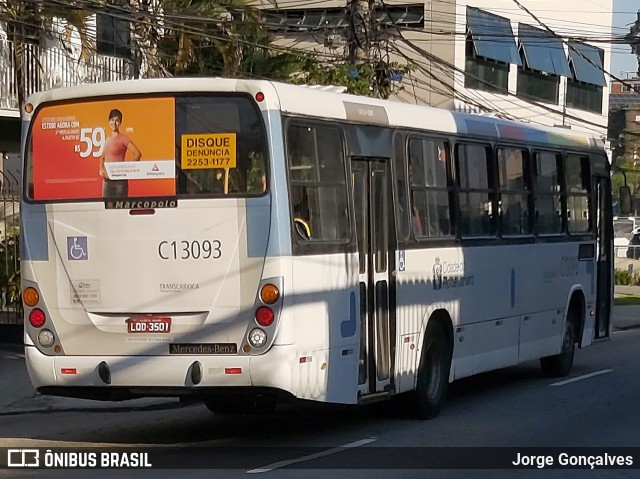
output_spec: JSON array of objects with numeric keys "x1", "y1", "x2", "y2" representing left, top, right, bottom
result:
[{"x1": 26, "y1": 95, "x2": 268, "y2": 201}]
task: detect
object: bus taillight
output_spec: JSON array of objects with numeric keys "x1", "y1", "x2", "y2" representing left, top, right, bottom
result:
[
  {"x1": 37, "y1": 329, "x2": 55, "y2": 348},
  {"x1": 248, "y1": 328, "x2": 267, "y2": 348},
  {"x1": 259, "y1": 284, "x2": 280, "y2": 304},
  {"x1": 255, "y1": 307, "x2": 274, "y2": 327},
  {"x1": 23, "y1": 287, "x2": 40, "y2": 307},
  {"x1": 29, "y1": 308, "x2": 46, "y2": 328}
]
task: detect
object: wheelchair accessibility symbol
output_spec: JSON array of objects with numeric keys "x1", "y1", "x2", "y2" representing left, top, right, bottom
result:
[
  {"x1": 398, "y1": 250, "x2": 406, "y2": 272},
  {"x1": 67, "y1": 236, "x2": 88, "y2": 261}
]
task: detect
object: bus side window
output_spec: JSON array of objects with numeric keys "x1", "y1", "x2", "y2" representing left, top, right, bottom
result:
[
  {"x1": 409, "y1": 137, "x2": 451, "y2": 239},
  {"x1": 456, "y1": 143, "x2": 494, "y2": 237},
  {"x1": 286, "y1": 123, "x2": 349, "y2": 243}
]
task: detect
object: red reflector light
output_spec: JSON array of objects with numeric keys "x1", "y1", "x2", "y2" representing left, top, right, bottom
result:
[
  {"x1": 255, "y1": 307, "x2": 274, "y2": 326},
  {"x1": 224, "y1": 368, "x2": 242, "y2": 375},
  {"x1": 28, "y1": 308, "x2": 46, "y2": 328},
  {"x1": 255, "y1": 91, "x2": 265, "y2": 102},
  {"x1": 60, "y1": 368, "x2": 77, "y2": 375}
]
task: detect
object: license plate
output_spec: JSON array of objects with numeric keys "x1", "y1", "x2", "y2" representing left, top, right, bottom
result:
[{"x1": 127, "y1": 316, "x2": 171, "y2": 333}]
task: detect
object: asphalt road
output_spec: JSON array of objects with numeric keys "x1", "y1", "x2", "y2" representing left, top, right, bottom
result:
[{"x1": 0, "y1": 319, "x2": 639, "y2": 478}]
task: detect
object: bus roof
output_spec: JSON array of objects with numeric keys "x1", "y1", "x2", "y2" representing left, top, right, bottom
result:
[{"x1": 24, "y1": 77, "x2": 602, "y2": 152}]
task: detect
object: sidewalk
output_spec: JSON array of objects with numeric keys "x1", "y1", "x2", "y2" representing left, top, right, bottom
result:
[
  {"x1": 612, "y1": 285, "x2": 640, "y2": 330},
  {"x1": 614, "y1": 284, "x2": 640, "y2": 297}
]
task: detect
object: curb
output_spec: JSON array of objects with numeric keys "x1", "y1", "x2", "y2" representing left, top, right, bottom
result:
[{"x1": 0, "y1": 397, "x2": 186, "y2": 416}]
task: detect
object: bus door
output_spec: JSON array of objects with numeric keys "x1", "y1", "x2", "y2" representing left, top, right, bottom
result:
[
  {"x1": 351, "y1": 159, "x2": 397, "y2": 396},
  {"x1": 594, "y1": 177, "x2": 612, "y2": 338}
]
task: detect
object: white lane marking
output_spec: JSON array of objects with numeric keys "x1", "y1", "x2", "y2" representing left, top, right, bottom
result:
[
  {"x1": 0, "y1": 354, "x2": 24, "y2": 360},
  {"x1": 246, "y1": 438, "x2": 376, "y2": 474},
  {"x1": 551, "y1": 369, "x2": 613, "y2": 387}
]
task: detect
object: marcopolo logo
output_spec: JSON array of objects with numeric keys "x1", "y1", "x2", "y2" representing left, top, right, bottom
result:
[
  {"x1": 7, "y1": 449, "x2": 40, "y2": 468},
  {"x1": 105, "y1": 197, "x2": 177, "y2": 210}
]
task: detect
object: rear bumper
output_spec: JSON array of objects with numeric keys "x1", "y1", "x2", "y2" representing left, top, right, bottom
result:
[{"x1": 25, "y1": 345, "x2": 295, "y2": 401}]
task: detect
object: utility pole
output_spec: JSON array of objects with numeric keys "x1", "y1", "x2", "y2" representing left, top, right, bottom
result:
[
  {"x1": 347, "y1": 0, "x2": 373, "y2": 64},
  {"x1": 627, "y1": 10, "x2": 640, "y2": 77}
]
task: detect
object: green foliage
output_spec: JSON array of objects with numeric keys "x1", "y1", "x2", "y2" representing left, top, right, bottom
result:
[
  {"x1": 0, "y1": 228, "x2": 20, "y2": 307},
  {"x1": 292, "y1": 60, "x2": 413, "y2": 98},
  {"x1": 614, "y1": 268, "x2": 640, "y2": 286},
  {"x1": 615, "y1": 269, "x2": 634, "y2": 285},
  {"x1": 155, "y1": 1, "x2": 413, "y2": 96},
  {"x1": 614, "y1": 295, "x2": 640, "y2": 306},
  {"x1": 612, "y1": 133, "x2": 640, "y2": 213},
  {"x1": 157, "y1": 0, "x2": 295, "y2": 79}
]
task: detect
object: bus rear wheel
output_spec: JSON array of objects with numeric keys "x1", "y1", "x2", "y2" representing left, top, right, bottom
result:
[
  {"x1": 410, "y1": 323, "x2": 451, "y2": 420},
  {"x1": 540, "y1": 316, "x2": 577, "y2": 378}
]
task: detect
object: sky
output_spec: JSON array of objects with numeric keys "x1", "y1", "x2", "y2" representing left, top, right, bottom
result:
[{"x1": 611, "y1": 0, "x2": 639, "y2": 77}]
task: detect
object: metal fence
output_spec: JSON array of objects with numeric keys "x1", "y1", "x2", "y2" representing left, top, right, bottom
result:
[
  {"x1": 0, "y1": 38, "x2": 135, "y2": 325},
  {"x1": 0, "y1": 175, "x2": 20, "y2": 325},
  {"x1": 615, "y1": 244, "x2": 640, "y2": 261},
  {"x1": 0, "y1": 38, "x2": 135, "y2": 110}
]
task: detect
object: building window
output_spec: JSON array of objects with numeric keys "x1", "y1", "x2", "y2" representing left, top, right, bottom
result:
[
  {"x1": 262, "y1": 5, "x2": 424, "y2": 32},
  {"x1": 465, "y1": 8, "x2": 520, "y2": 92},
  {"x1": 567, "y1": 42, "x2": 606, "y2": 114},
  {"x1": 517, "y1": 66, "x2": 559, "y2": 103},
  {"x1": 465, "y1": 39, "x2": 510, "y2": 92},
  {"x1": 97, "y1": 3, "x2": 131, "y2": 58},
  {"x1": 516, "y1": 24, "x2": 570, "y2": 104},
  {"x1": 408, "y1": 137, "x2": 452, "y2": 238},
  {"x1": 566, "y1": 80, "x2": 603, "y2": 114}
]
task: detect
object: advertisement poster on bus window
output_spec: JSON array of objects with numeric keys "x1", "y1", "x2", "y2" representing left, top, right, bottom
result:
[{"x1": 31, "y1": 97, "x2": 176, "y2": 200}]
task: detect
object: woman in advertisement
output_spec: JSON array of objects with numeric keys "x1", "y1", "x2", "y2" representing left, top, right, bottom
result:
[{"x1": 99, "y1": 109, "x2": 142, "y2": 198}]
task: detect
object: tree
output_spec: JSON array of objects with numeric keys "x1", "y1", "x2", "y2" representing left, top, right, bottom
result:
[
  {"x1": 627, "y1": 10, "x2": 640, "y2": 77},
  {"x1": 613, "y1": 130, "x2": 640, "y2": 215},
  {"x1": 0, "y1": 0, "x2": 99, "y2": 108},
  {"x1": 158, "y1": 0, "x2": 288, "y2": 78}
]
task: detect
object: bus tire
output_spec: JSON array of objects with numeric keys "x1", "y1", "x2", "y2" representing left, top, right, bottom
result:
[
  {"x1": 410, "y1": 322, "x2": 451, "y2": 420},
  {"x1": 540, "y1": 314, "x2": 577, "y2": 378}
]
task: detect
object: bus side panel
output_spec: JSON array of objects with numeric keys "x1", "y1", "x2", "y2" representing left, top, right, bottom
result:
[
  {"x1": 395, "y1": 242, "x2": 596, "y2": 383},
  {"x1": 289, "y1": 253, "x2": 359, "y2": 404}
]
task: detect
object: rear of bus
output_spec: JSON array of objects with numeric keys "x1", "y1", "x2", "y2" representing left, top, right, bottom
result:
[{"x1": 20, "y1": 79, "x2": 293, "y2": 405}]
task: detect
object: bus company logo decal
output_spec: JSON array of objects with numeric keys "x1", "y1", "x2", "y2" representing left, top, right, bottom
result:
[
  {"x1": 160, "y1": 283, "x2": 200, "y2": 293},
  {"x1": 105, "y1": 197, "x2": 178, "y2": 210},
  {"x1": 430, "y1": 257, "x2": 474, "y2": 291},
  {"x1": 169, "y1": 343, "x2": 238, "y2": 355}
]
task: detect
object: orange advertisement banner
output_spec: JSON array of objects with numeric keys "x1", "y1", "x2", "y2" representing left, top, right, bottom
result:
[{"x1": 32, "y1": 98, "x2": 176, "y2": 200}]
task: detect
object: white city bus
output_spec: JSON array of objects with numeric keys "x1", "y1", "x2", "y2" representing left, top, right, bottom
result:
[{"x1": 20, "y1": 78, "x2": 613, "y2": 418}]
